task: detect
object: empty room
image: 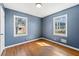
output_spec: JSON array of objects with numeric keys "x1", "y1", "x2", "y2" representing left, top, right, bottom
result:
[{"x1": 0, "y1": 3, "x2": 79, "y2": 56}]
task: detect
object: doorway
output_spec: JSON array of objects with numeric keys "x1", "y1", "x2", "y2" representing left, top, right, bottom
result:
[{"x1": 0, "y1": 5, "x2": 5, "y2": 55}]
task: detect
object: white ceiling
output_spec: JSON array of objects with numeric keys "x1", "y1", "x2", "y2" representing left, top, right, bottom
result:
[{"x1": 3, "y1": 3, "x2": 78, "y2": 18}]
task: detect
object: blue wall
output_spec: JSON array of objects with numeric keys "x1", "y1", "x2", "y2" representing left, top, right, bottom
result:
[
  {"x1": 42, "y1": 5, "x2": 79, "y2": 49},
  {"x1": 5, "y1": 5, "x2": 79, "y2": 49},
  {"x1": 5, "y1": 8, "x2": 41, "y2": 46}
]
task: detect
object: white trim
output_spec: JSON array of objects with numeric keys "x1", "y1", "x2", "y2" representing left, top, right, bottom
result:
[
  {"x1": 0, "y1": 49, "x2": 3, "y2": 56},
  {"x1": 14, "y1": 15, "x2": 28, "y2": 37},
  {"x1": 39, "y1": 37, "x2": 79, "y2": 51},
  {"x1": 0, "y1": 5, "x2": 5, "y2": 56},
  {"x1": 3, "y1": 37, "x2": 79, "y2": 55},
  {"x1": 0, "y1": 48, "x2": 5, "y2": 56},
  {"x1": 53, "y1": 14, "x2": 67, "y2": 37},
  {"x1": 5, "y1": 38, "x2": 40, "y2": 49}
]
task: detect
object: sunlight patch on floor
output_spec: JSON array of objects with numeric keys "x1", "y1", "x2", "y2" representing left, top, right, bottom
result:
[{"x1": 36, "y1": 42, "x2": 52, "y2": 46}]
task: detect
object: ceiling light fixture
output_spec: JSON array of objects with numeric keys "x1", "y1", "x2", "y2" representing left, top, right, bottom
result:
[{"x1": 36, "y1": 3, "x2": 42, "y2": 8}]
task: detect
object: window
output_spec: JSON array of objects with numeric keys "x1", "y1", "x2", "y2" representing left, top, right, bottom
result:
[
  {"x1": 53, "y1": 14, "x2": 67, "y2": 37},
  {"x1": 14, "y1": 15, "x2": 28, "y2": 37}
]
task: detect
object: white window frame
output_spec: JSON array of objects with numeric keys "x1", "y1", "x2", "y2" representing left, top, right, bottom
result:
[
  {"x1": 53, "y1": 14, "x2": 67, "y2": 37},
  {"x1": 14, "y1": 15, "x2": 28, "y2": 37}
]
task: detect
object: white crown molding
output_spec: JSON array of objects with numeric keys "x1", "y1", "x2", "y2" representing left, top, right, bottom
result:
[{"x1": 3, "y1": 3, "x2": 78, "y2": 18}]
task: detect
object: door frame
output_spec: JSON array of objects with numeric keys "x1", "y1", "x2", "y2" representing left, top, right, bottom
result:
[{"x1": 0, "y1": 5, "x2": 5, "y2": 55}]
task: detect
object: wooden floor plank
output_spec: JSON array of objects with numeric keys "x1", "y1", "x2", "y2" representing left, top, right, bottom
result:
[{"x1": 1, "y1": 39, "x2": 79, "y2": 56}]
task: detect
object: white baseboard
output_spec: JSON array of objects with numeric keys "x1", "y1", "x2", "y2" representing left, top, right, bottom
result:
[
  {"x1": 5, "y1": 38, "x2": 40, "y2": 49},
  {"x1": 3, "y1": 37, "x2": 79, "y2": 55},
  {"x1": 40, "y1": 37, "x2": 79, "y2": 51}
]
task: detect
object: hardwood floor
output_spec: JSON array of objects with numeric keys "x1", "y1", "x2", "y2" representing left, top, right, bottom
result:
[{"x1": 1, "y1": 39, "x2": 79, "y2": 56}]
